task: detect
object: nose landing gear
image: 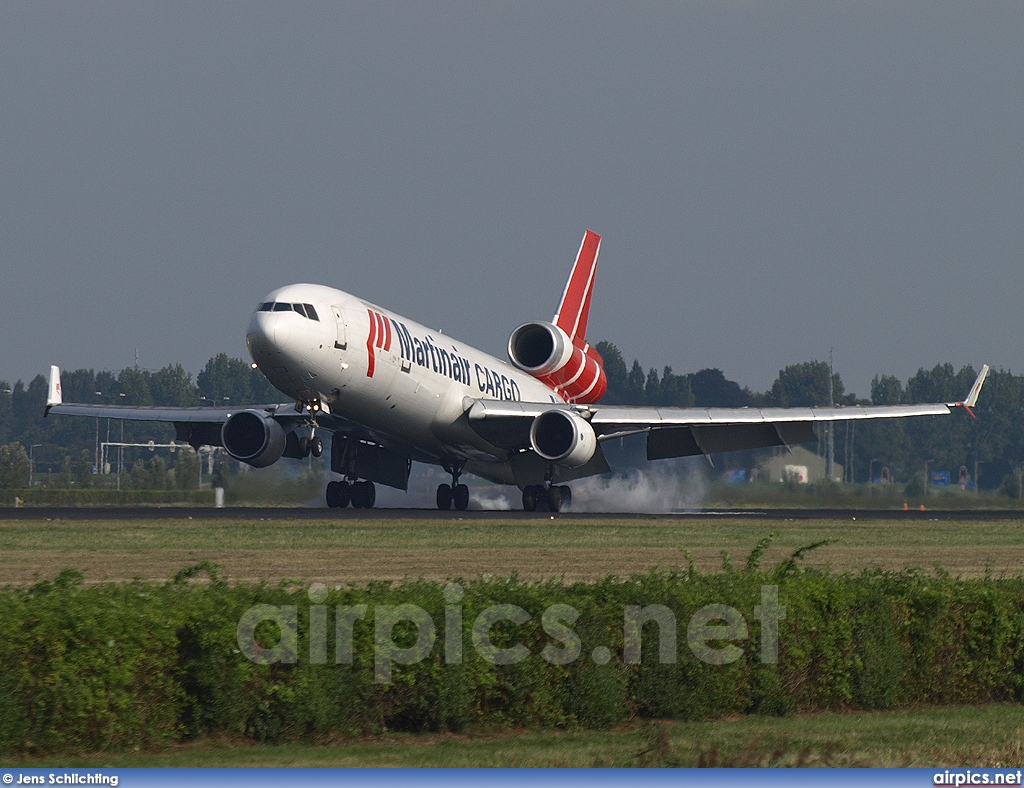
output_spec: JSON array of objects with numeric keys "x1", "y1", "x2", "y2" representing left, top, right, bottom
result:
[{"x1": 298, "y1": 434, "x2": 324, "y2": 458}]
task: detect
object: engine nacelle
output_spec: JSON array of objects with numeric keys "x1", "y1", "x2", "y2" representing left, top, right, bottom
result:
[
  {"x1": 508, "y1": 321, "x2": 607, "y2": 404},
  {"x1": 508, "y1": 321, "x2": 574, "y2": 376},
  {"x1": 221, "y1": 410, "x2": 287, "y2": 468},
  {"x1": 530, "y1": 409, "x2": 598, "y2": 469}
]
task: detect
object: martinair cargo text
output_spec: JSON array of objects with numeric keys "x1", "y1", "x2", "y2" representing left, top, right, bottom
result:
[{"x1": 45, "y1": 231, "x2": 989, "y2": 511}]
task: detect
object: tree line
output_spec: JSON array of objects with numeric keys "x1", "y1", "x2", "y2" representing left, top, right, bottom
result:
[
  {"x1": 0, "y1": 345, "x2": 1020, "y2": 492},
  {"x1": 596, "y1": 342, "x2": 1009, "y2": 491},
  {"x1": 0, "y1": 354, "x2": 278, "y2": 490}
]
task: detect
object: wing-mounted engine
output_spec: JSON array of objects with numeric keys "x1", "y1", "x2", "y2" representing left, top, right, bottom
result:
[
  {"x1": 221, "y1": 410, "x2": 287, "y2": 468},
  {"x1": 529, "y1": 409, "x2": 598, "y2": 468},
  {"x1": 508, "y1": 321, "x2": 607, "y2": 404}
]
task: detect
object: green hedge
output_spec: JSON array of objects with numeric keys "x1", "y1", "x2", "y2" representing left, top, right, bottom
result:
[
  {"x1": 1, "y1": 562, "x2": 1023, "y2": 753},
  {"x1": 1, "y1": 488, "x2": 216, "y2": 506}
]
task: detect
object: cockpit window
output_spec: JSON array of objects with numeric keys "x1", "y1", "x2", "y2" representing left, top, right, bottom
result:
[{"x1": 260, "y1": 301, "x2": 319, "y2": 320}]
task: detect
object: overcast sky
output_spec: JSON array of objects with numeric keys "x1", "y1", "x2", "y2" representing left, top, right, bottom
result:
[{"x1": 2, "y1": 3, "x2": 1021, "y2": 399}]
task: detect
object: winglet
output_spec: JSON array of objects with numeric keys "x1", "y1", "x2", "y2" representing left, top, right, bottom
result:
[
  {"x1": 948, "y1": 364, "x2": 990, "y2": 418},
  {"x1": 964, "y1": 364, "x2": 990, "y2": 408},
  {"x1": 553, "y1": 230, "x2": 601, "y2": 343},
  {"x1": 44, "y1": 365, "x2": 62, "y2": 417}
]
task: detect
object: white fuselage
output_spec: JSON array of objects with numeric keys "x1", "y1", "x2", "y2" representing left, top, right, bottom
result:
[{"x1": 246, "y1": 283, "x2": 559, "y2": 479}]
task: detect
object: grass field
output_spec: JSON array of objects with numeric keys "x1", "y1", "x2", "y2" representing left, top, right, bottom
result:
[
  {"x1": 4, "y1": 704, "x2": 1023, "y2": 767},
  {"x1": 2, "y1": 514, "x2": 1024, "y2": 584}
]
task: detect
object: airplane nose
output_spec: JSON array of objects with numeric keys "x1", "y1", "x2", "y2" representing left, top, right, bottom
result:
[{"x1": 247, "y1": 311, "x2": 290, "y2": 363}]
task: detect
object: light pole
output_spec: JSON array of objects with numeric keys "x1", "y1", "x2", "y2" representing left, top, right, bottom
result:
[
  {"x1": 94, "y1": 391, "x2": 104, "y2": 474},
  {"x1": 117, "y1": 419, "x2": 124, "y2": 491},
  {"x1": 29, "y1": 444, "x2": 41, "y2": 488},
  {"x1": 869, "y1": 458, "x2": 881, "y2": 487}
]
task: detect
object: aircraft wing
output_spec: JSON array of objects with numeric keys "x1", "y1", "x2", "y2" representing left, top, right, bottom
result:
[
  {"x1": 44, "y1": 364, "x2": 305, "y2": 421},
  {"x1": 42, "y1": 365, "x2": 355, "y2": 444},
  {"x1": 467, "y1": 364, "x2": 990, "y2": 460},
  {"x1": 42, "y1": 364, "x2": 394, "y2": 461},
  {"x1": 44, "y1": 401, "x2": 270, "y2": 422}
]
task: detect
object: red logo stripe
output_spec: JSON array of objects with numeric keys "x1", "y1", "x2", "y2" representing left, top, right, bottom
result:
[{"x1": 366, "y1": 308, "x2": 377, "y2": 377}]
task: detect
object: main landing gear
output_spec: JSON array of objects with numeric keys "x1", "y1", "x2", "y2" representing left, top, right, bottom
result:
[
  {"x1": 437, "y1": 463, "x2": 470, "y2": 511},
  {"x1": 326, "y1": 479, "x2": 376, "y2": 508},
  {"x1": 522, "y1": 484, "x2": 572, "y2": 513}
]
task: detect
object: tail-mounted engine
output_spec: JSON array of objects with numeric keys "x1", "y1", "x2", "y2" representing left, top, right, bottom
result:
[
  {"x1": 222, "y1": 410, "x2": 287, "y2": 468},
  {"x1": 529, "y1": 409, "x2": 598, "y2": 468},
  {"x1": 508, "y1": 321, "x2": 607, "y2": 404}
]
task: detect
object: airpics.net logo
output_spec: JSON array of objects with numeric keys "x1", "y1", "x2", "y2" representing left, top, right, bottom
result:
[
  {"x1": 934, "y1": 771, "x2": 1024, "y2": 786},
  {"x1": 235, "y1": 583, "x2": 786, "y2": 683}
]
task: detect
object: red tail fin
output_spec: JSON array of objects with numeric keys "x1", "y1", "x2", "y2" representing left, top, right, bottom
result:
[{"x1": 553, "y1": 230, "x2": 601, "y2": 343}]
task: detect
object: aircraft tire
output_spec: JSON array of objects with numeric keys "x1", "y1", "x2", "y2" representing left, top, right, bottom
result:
[
  {"x1": 350, "y1": 480, "x2": 375, "y2": 509},
  {"x1": 547, "y1": 486, "x2": 564, "y2": 513},
  {"x1": 350, "y1": 481, "x2": 365, "y2": 508},
  {"x1": 310, "y1": 436, "x2": 324, "y2": 457},
  {"x1": 522, "y1": 486, "x2": 539, "y2": 512},
  {"x1": 436, "y1": 483, "x2": 453, "y2": 510},
  {"x1": 361, "y1": 481, "x2": 376, "y2": 509},
  {"x1": 559, "y1": 485, "x2": 572, "y2": 510},
  {"x1": 453, "y1": 483, "x2": 470, "y2": 511},
  {"x1": 326, "y1": 480, "x2": 350, "y2": 508},
  {"x1": 299, "y1": 437, "x2": 311, "y2": 457}
]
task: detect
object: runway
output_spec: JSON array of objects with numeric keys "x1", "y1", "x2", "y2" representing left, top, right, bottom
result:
[{"x1": 2, "y1": 505, "x2": 1024, "y2": 521}]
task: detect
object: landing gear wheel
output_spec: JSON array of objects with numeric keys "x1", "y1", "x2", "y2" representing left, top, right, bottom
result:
[
  {"x1": 299, "y1": 437, "x2": 311, "y2": 457},
  {"x1": 436, "y1": 483, "x2": 453, "y2": 510},
  {"x1": 351, "y1": 480, "x2": 376, "y2": 509},
  {"x1": 559, "y1": 485, "x2": 572, "y2": 511},
  {"x1": 522, "y1": 485, "x2": 540, "y2": 512},
  {"x1": 546, "y1": 486, "x2": 564, "y2": 513},
  {"x1": 363, "y1": 482, "x2": 376, "y2": 509},
  {"x1": 310, "y1": 436, "x2": 324, "y2": 458},
  {"x1": 326, "y1": 480, "x2": 351, "y2": 508},
  {"x1": 453, "y1": 483, "x2": 470, "y2": 511}
]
